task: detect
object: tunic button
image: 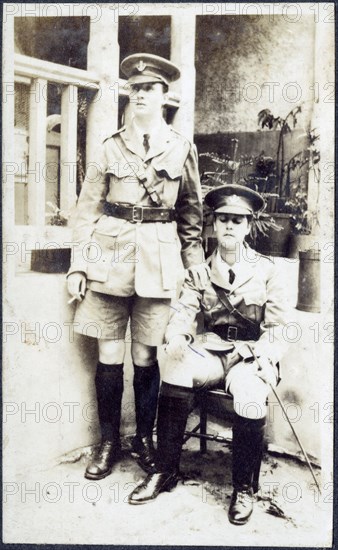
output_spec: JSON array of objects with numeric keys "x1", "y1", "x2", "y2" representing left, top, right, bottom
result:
[{"x1": 143, "y1": 163, "x2": 148, "y2": 168}]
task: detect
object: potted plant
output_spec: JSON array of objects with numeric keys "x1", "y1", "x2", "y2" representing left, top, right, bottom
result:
[
  {"x1": 258, "y1": 105, "x2": 303, "y2": 208},
  {"x1": 244, "y1": 154, "x2": 279, "y2": 211},
  {"x1": 255, "y1": 105, "x2": 311, "y2": 256},
  {"x1": 285, "y1": 130, "x2": 320, "y2": 257}
]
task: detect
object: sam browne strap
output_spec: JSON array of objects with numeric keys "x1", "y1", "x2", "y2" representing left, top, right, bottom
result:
[{"x1": 113, "y1": 134, "x2": 163, "y2": 207}]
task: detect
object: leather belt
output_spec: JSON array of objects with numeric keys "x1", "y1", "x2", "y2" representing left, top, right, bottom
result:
[
  {"x1": 103, "y1": 202, "x2": 175, "y2": 223},
  {"x1": 210, "y1": 323, "x2": 260, "y2": 342}
]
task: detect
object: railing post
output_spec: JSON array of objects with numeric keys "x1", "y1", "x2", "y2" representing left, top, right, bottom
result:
[
  {"x1": 170, "y1": 14, "x2": 196, "y2": 140},
  {"x1": 60, "y1": 84, "x2": 78, "y2": 213},
  {"x1": 86, "y1": 10, "x2": 120, "y2": 164},
  {"x1": 27, "y1": 77, "x2": 47, "y2": 225}
]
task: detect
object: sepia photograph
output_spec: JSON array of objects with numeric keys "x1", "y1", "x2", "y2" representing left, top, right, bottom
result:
[{"x1": 2, "y1": 2, "x2": 334, "y2": 546}]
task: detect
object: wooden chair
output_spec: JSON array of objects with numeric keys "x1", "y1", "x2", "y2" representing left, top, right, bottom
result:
[
  {"x1": 183, "y1": 388, "x2": 234, "y2": 453},
  {"x1": 183, "y1": 388, "x2": 264, "y2": 491}
]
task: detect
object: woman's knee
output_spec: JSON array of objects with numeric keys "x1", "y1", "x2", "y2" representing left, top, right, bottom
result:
[
  {"x1": 232, "y1": 384, "x2": 268, "y2": 418},
  {"x1": 226, "y1": 364, "x2": 270, "y2": 419},
  {"x1": 131, "y1": 342, "x2": 157, "y2": 366},
  {"x1": 161, "y1": 353, "x2": 194, "y2": 388},
  {"x1": 230, "y1": 379, "x2": 269, "y2": 419},
  {"x1": 162, "y1": 347, "x2": 223, "y2": 389},
  {"x1": 98, "y1": 339, "x2": 126, "y2": 364}
]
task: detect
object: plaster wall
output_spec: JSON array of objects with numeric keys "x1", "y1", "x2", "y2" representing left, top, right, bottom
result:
[
  {"x1": 3, "y1": 273, "x2": 136, "y2": 476},
  {"x1": 195, "y1": 15, "x2": 315, "y2": 134}
]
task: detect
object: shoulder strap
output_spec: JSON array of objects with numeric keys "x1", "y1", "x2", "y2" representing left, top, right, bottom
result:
[
  {"x1": 103, "y1": 127, "x2": 125, "y2": 143},
  {"x1": 113, "y1": 134, "x2": 163, "y2": 207},
  {"x1": 211, "y1": 282, "x2": 259, "y2": 331}
]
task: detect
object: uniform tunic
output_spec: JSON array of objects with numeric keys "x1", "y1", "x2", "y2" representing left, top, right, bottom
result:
[
  {"x1": 163, "y1": 246, "x2": 290, "y2": 417},
  {"x1": 68, "y1": 119, "x2": 204, "y2": 299}
]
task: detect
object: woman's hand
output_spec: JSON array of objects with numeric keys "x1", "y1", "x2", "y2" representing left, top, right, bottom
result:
[
  {"x1": 254, "y1": 355, "x2": 278, "y2": 387},
  {"x1": 187, "y1": 262, "x2": 210, "y2": 290},
  {"x1": 67, "y1": 272, "x2": 87, "y2": 302},
  {"x1": 165, "y1": 335, "x2": 189, "y2": 361}
]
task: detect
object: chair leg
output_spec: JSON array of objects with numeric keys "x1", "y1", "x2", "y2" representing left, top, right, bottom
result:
[{"x1": 200, "y1": 396, "x2": 208, "y2": 454}]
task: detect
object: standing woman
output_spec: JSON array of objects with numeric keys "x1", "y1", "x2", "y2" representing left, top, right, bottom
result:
[
  {"x1": 128, "y1": 184, "x2": 290, "y2": 526},
  {"x1": 67, "y1": 54, "x2": 208, "y2": 479}
]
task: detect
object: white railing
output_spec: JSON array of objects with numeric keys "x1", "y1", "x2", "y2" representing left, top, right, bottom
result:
[{"x1": 14, "y1": 54, "x2": 100, "y2": 226}]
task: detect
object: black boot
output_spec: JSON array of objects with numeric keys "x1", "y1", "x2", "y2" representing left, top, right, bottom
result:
[
  {"x1": 131, "y1": 362, "x2": 160, "y2": 473},
  {"x1": 228, "y1": 415, "x2": 266, "y2": 525},
  {"x1": 128, "y1": 383, "x2": 194, "y2": 504},
  {"x1": 85, "y1": 362, "x2": 123, "y2": 480}
]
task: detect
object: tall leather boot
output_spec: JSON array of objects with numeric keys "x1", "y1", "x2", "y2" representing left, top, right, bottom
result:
[
  {"x1": 85, "y1": 362, "x2": 124, "y2": 480},
  {"x1": 228, "y1": 415, "x2": 266, "y2": 525},
  {"x1": 128, "y1": 382, "x2": 194, "y2": 504},
  {"x1": 131, "y1": 362, "x2": 160, "y2": 473}
]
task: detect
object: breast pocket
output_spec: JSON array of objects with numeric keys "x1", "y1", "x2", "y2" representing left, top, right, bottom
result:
[
  {"x1": 152, "y1": 160, "x2": 183, "y2": 204},
  {"x1": 242, "y1": 291, "x2": 266, "y2": 322},
  {"x1": 106, "y1": 163, "x2": 139, "y2": 203}
]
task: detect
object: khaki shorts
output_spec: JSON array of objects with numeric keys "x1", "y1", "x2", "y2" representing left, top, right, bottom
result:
[{"x1": 74, "y1": 289, "x2": 171, "y2": 346}]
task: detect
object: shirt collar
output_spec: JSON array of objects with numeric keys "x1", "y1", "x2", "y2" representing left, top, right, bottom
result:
[
  {"x1": 132, "y1": 117, "x2": 163, "y2": 144},
  {"x1": 214, "y1": 247, "x2": 245, "y2": 278}
]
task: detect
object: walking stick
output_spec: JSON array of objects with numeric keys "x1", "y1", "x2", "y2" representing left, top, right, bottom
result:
[{"x1": 248, "y1": 345, "x2": 321, "y2": 494}]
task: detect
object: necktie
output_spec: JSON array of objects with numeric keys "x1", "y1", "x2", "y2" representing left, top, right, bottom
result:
[
  {"x1": 143, "y1": 133, "x2": 150, "y2": 154},
  {"x1": 229, "y1": 268, "x2": 235, "y2": 285}
]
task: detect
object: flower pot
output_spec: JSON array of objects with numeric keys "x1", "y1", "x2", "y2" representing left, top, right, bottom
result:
[
  {"x1": 265, "y1": 195, "x2": 278, "y2": 213},
  {"x1": 296, "y1": 249, "x2": 320, "y2": 313},
  {"x1": 31, "y1": 247, "x2": 71, "y2": 273},
  {"x1": 288, "y1": 234, "x2": 320, "y2": 259},
  {"x1": 254, "y1": 213, "x2": 292, "y2": 257}
]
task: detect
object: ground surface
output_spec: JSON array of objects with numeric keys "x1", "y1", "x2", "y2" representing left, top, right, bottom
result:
[{"x1": 4, "y1": 414, "x2": 331, "y2": 546}]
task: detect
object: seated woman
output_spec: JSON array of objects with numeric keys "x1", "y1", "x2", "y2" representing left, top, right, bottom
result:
[{"x1": 128, "y1": 184, "x2": 290, "y2": 525}]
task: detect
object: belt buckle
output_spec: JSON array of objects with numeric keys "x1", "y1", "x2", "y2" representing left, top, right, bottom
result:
[
  {"x1": 132, "y1": 205, "x2": 143, "y2": 223},
  {"x1": 227, "y1": 326, "x2": 238, "y2": 341}
]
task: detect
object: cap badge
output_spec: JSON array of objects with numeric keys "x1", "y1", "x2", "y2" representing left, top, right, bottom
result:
[
  {"x1": 136, "y1": 60, "x2": 146, "y2": 72},
  {"x1": 227, "y1": 195, "x2": 241, "y2": 204}
]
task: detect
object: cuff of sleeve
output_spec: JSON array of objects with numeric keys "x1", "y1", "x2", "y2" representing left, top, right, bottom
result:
[
  {"x1": 234, "y1": 342, "x2": 254, "y2": 360},
  {"x1": 165, "y1": 333, "x2": 192, "y2": 345},
  {"x1": 66, "y1": 267, "x2": 87, "y2": 279}
]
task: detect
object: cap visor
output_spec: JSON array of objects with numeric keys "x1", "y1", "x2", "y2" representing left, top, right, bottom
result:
[
  {"x1": 128, "y1": 75, "x2": 168, "y2": 85},
  {"x1": 214, "y1": 205, "x2": 253, "y2": 215}
]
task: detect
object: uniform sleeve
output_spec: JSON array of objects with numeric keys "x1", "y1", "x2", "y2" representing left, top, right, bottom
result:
[
  {"x1": 253, "y1": 261, "x2": 291, "y2": 365},
  {"x1": 67, "y1": 143, "x2": 109, "y2": 276},
  {"x1": 165, "y1": 276, "x2": 202, "y2": 342},
  {"x1": 175, "y1": 143, "x2": 205, "y2": 269}
]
